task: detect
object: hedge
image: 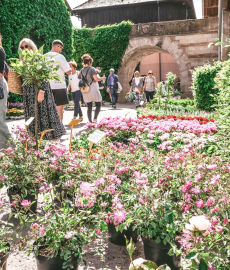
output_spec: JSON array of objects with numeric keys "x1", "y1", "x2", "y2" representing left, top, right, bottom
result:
[
  {"x1": 72, "y1": 21, "x2": 133, "y2": 101},
  {"x1": 0, "y1": 0, "x2": 73, "y2": 59},
  {"x1": 191, "y1": 62, "x2": 223, "y2": 111}
]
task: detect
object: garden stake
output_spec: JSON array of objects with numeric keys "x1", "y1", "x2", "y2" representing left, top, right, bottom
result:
[
  {"x1": 87, "y1": 141, "x2": 94, "y2": 166},
  {"x1": 68, "y1": 119, "x2": 82, "y2": 152},
  {"x1": 38, "y1": 129, "x2": 54, "y2": 149},
  {"x1": 25, "y1": 117, "x2": 34, "y2": 151}
]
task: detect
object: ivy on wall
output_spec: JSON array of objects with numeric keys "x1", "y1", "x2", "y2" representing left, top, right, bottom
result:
[
  {"x1": 0, "y1": 0, "x2": 73, "y2": 59},
  {"x1": 72, "y1": 21, "x2": 132, "y2": 101},
  {"x1": 0, "y1": 0, "x2": 73, "y2": 102}
]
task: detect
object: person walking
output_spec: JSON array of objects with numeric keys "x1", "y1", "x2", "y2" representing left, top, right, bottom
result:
[
  {"x1": 48, "y1": 40, "x2": 71, "y2": 122},
  {"x1": 130, "y1": 71, "x2": 145, "y2": 109},
  {"x1": 143, "y1": 70, "x2": 157, "y2": 102},
  {"x1": 107, "y1": 68, "x2": 119, "y2": 109},
  {"x1": 0, "y1": 34, "x2": 12, "y2": 149},
  {"x1": 78, "y1": 54, "x2": 105, "y2": 123},
  {"x1": 68, "y1": 61, "x2": 83, "y2": 120},
  {"x1": 19, "y1": 38, "x2": 66, "y2": 140}
]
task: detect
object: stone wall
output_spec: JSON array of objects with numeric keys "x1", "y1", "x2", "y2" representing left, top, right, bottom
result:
[{"x1": 118, "y1": 17, "x2": 220, "y2": 102}]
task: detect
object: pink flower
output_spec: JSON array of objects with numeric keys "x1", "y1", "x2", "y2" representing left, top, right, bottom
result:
[
  {"x1": 211, "y1": 204, "x2": 220, "y2": 213},
  {"x1": 31, "y1": 223, "x2": 39, "y2": 230},
  {"x1": 39, "y1": 186, "x2": 45, "y2": 193},
  {"x1": 39, "y1": 225, "x2": 45, "y2": 236},
  {"x1": 207, "y1": 164, "x2": 217, "y2": 170},
  {"x1": 224, "y1": 219, "x2": 228, "y2": 224},
  {"x1": 215, "y1": 226, "x2": 223, "y2": 233},
  {"x1": 6, "y1": 147, "x2": 13, "y2": 153},
  {"x1": 196, "y1": 199, "x2": 204, "y2": 208},
  {"x1": 95, "y1": 228, "x2": 101, "y2": 235},
  {"x1": 10, "y1": 200, "x2": 17, "y2": 207},
  {"x1": 21, "y1": 200, "x2": 31, "y2": 207},
  {"x1": 181, "y1": 181, "x2": 192, "y2": 193},
  {"x1": 114, "y1": 210, "x2": 126, "y2": 225},
  {"x1": 65, "y1": 231, "x2": 74, "y2": 239},
  {"x1": 0, "y1": 199, "x2": 4, "y2": 206},
  {"x1": 195, "y1": 173, "x2": 203, "y2": 182},
  {"x1": 206, "y1": 197, "x2": 215, "y2": 207},
  {"x1": 129, "y1": 258, "x2": 147, "y2": 269},
  {"x1": 210, "y1": 174, "x2": 221, "y2": 185}
]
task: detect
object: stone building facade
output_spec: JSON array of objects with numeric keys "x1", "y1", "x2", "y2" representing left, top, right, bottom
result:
[{"x1": 118, "y1": 17, "x2": 221, "y2": 102}]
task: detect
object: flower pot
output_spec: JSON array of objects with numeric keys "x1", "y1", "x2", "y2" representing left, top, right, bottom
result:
[
  {"x1": 108, "y1": 223, "x2": 138, "y2": 246},
  {"x1": 7, "y1": 187, "x2": 37, "y2": 213},
  {"x1": 142, "y1": 237, "x2": 181, "y2": 270},
  {"x1": 0, "y1": 244, "x2": 10, "y2": 270},
  {"x1": 35, "y1": 252, "x2": 79, "y2": 270}
]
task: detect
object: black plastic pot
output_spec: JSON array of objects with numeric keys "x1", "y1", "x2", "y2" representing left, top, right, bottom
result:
[
  {"x1": 0, "y1": 244, "x2": 10, "y2": 270},
  {"x1": 7, "y1": 187, "x2": 37, "y2": 213},
  {"x1": 142, "y1": 237, "x2": 181, "y2": 270},
  {"x1": 35, "y1": 253, "x2": 79, "y2": 270},
  {"x1": 108, "y1": 223, "x2": 138, "y2": 246}
]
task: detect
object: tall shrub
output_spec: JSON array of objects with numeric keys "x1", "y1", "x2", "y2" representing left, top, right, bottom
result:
[
  {"x1": 0, "y1": 0, "x2": 73, "y2": 59},
  {"x1": 0, "y1": 0, "x2": 73, "y2": 103},
  {"x1": 72, "y1": 21, "x2": 132, "y2": 101},
  {"x1": 214, "y1": 59, "x2": 230, "y2": 131},
  {"x1": 191, "y1": 62, "x2": 222, "y2": 111}
]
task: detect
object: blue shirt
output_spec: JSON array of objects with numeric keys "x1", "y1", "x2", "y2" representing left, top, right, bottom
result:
[{"x1": 108, "y1": 74, "x2": 118, "y2": 87}]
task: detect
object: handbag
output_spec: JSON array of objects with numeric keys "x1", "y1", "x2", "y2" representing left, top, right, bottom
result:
[
  {"x1": 0, "y1": 77, "x2": 4, "y2": 100},
  {"x1": 79, "y1": 67, "x2": 92, "y2": 93}
]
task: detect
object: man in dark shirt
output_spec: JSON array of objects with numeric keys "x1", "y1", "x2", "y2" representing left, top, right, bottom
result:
[{"x1": 107, "y1": 68, "x2": 119, "y2": 109}]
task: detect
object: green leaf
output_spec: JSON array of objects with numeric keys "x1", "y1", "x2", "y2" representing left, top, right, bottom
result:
[
  {"x1": 143, "y1": 261, "x2": 158, "y2": 269},
  {"x1": 185, "y1": 252, "x2": 197, "y2": 259},
  {"x1": 198, "y1": 258, "x2": 208, "y2": 270}
]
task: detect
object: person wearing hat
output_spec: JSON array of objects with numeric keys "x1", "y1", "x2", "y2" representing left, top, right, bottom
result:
[
  {"x1": 143, "y1": 70, "x2": 157, "y2": 103},
  {"x1": 107, "y1": 68, "x2": 119, "y2": 109},
  {"x1": 48, "y1": 40, "x2": 71, "y2": 122}
]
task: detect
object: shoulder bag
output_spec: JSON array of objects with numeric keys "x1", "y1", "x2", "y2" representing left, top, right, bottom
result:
[{"x1": 79, "y1": 67, "x2": 92, "y2": 93}]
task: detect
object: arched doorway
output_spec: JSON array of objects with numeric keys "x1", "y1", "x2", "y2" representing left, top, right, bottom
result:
[
  {"x1": 118, "y1": 43, "x2": 191, "y2": 102},
  {"x1": 139, "y1": 53, "x2": 180, "y2": 82}
]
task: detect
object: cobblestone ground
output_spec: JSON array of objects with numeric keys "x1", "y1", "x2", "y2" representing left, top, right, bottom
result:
[{"x1": 2, "y1": 103, "x2": 144, "y2": 269}]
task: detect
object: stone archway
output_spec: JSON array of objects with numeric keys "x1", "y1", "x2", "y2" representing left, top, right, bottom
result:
[{"x1": 118, "y1": 36, "x2": 191, "y2": 102}]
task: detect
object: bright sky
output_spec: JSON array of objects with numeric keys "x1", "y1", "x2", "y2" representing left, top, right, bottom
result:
[{"x1": 67, "y1": 0, "x2": 203, "y2": 28}]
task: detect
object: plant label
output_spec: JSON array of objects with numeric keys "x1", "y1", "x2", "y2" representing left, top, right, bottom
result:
[
  {"x1": 88, "y1": 130, "x2": 106, "y2": 144},
  {"x1": 25, "y1": 117, "x2": 34, "y2": 127}
]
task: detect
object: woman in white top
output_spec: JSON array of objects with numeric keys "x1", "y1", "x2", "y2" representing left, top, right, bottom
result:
[
  {"x1": 143, "y1": 70, "x2": 157, "y2": 102},
  {"x1": 68, "y1": 61, "x2": 83, "y2": 120},
  {"x1": 130, "y1": 71, "x2": 145, "y2": 108}
]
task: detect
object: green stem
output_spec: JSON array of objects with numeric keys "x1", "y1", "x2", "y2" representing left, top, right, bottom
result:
[{"x1": 34, "y1": 84, "x2": 38, "y2": 151}]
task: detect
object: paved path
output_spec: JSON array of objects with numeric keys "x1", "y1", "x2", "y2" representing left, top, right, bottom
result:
[{"x1": 6, "y1": 103, "x2": 137, "y2": 147}]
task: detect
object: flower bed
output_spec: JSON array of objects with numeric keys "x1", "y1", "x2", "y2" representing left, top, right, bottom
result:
[{"x1": 0, "y1": 113, "x2": 230, "y2": 269}]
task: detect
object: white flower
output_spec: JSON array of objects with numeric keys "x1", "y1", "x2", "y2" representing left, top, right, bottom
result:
[{"x1": 186, "y1": 216, "x2": 211, "y2": 236}]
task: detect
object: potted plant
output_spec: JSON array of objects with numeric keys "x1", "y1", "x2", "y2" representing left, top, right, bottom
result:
[
  {"x1": 0, "y1": 127, "x2": 46, "y2": 213},
  {"x1": 10, "y1": 45, "x2": 61, "y2": 150},
  {"x1": 19, "y1": 202, "x2": 105, "y2": 270}
]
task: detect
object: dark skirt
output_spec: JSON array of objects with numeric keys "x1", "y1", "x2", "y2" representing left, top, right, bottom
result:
[{"x1": 23, "y1": 81, "x2": 66, "y2": 140}]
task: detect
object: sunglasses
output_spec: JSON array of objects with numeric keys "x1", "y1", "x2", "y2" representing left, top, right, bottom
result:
[{"x1": 20, "y1": 45, "x2": 29, "y2": 50}]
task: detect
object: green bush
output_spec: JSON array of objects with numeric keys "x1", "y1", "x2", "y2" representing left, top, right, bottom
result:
[
  {"x1": 191, "y1": 62, "x2": 223, "y2": 111},
  {"x1": 0, "y1": 0, "x2": 73, "y2": 60},
  {"x1": 72, "y1": 21, "x2": 132, "y2": 102},
  {"x1": 150, "y1": 99, "x2": 194, "y2": 107}
]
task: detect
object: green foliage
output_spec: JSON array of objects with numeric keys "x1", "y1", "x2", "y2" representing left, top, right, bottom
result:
[
  {"x1": 8, "y1": 92, "x2": 23, "y2": 103},
  {"x1": 191, "y1": 62, "x2": 223, "y2": 111},
  {"x1": 72, "y1": 21, "x2": 132, "y2": 101},
  {"x1": 0, "y1": 0, "x2": 73, "y2": 60},
  {"x1": 214, "y1": 58, "x2": 230, "y2": 132},
  {"x1": 10, "y1": 46, "x2": 60, "y2": 87}
]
